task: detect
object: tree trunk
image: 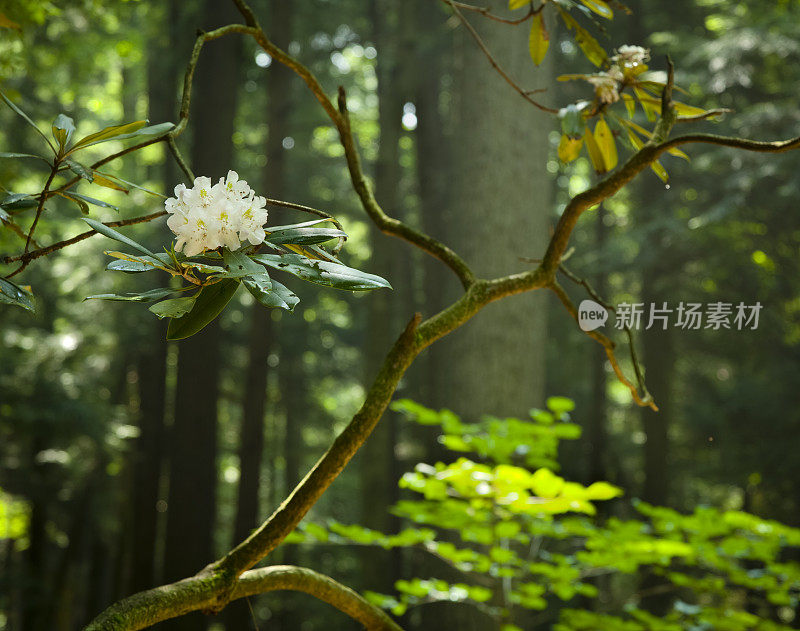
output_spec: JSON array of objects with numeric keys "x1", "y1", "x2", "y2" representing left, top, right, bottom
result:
[
  {"x1": 159, "y1": 1, "x2": 241, "y2": 629},
  {"x1": 225, "y1": 0, "x2": 291, "y2": 627}
]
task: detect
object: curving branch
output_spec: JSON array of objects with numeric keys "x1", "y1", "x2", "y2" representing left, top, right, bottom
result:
[
  {"x1": 73, "y1": 1, "x2": 800, "y2": 628},
  {"x1": 83, "y1": 565, "x2": 400, "y2": 631},
  {"x1": 444, "y1": 0, "x2": 539, "y2": 25}
]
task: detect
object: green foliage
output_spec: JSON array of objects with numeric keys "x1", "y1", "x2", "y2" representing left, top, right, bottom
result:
[{"x1": 290, "y1": 400, "x2": 800, "y2": 629}]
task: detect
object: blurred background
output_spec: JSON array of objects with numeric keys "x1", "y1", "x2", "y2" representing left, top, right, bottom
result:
[{"x1": 1, "y1": 0, "x2": 799, "y2": 629}]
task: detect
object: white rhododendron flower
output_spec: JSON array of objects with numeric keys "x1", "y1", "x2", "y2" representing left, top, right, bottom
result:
[
  {"x1": 587, "y1": 71, "x2": 622, "y2": 104},
  {"x1": 165, "y1": 171, "x2": 268, "y2": 256},
  {"x1": 612, "y1": 45, "x2": 649, "y2": 69}
]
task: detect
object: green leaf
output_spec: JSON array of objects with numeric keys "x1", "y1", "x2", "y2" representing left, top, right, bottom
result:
[
  {"x1": 85, "y1": 288, "x2": 180, "y2": 302},
  {"x1": 104, "y1": 251, "x2": 173, "y2": 273},
  {"x1": 221, "y1": 249, "x2": 268, "y2": 278},
  {"x1": 51, "y1": 113, "x2": 75, "y2": 150},
  {"x1": 0, "y1": 277, "x2": 34, "y2": 311},
  {"x1": 621, "y1": 93, "x2": 636, "y2": 118},
  {"x1": 508, "y1": 0, "x2": 529, "y2": 9},
  {"x1": 546, "y1": 396, "x2": 575, "y2": 414},
  {"x1": 0, "y1": 193, "x2": 37, "y2": 209},
  {"x1": 583, "y1": 125, "x2": 606, "y2": 174},
  {"x1": 65, "y1": 191, "x2": 117, "y2": 210},
  {"x1": 265, "y1": 226, "x2": 347, "y2": 246},
  {"x1": 70, "y1": 121, "x2": 174, "y2": 152},
  {"x1": 243, "y1": 275, "x2": 299, "y2": 311},
  {"x1": 529, "y1": 12, "x2": 549, "y2": 66},
  {"x1": 65, "y1": 158, "x2": 93, "y2": 182},
  {"x1": 59, "y1": 192, "x2": 89, "y2": 215},
  {"x1": 83, "y1": 218, "x2": 157, "y2": 258},
  {"x1": 149, "y1": 296, "x2": 197, "y2": 319},
  {"x1": 166, "y1": 279, "x2": 240, "y2": 340},
  {"x1": 94, "y1": 171, "x2": 158, "y2": 196},
  {"x1": 0, "y1": 91, "x2": 56, "y2": 153},
  {"x1": 558, "y1": 102, "x2": 588, "y2": 138},
  {"x1": 251, "y1": 253, "x2": 392, "y2": 291},
  {"x1": 0, "y1": 152, "x2": 50, "y2": 165}
]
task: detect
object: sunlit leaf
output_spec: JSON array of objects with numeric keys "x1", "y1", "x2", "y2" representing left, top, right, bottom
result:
[
  {"x1": 583, "y1": 125, "x2": 606, "y2": 173},
  {"x1": 558, "y1": 10, "x2": 607, "y2": 67},
  {"x1": 65, "y1": 158, "x2": 93, "y2": 182},
  {"x1": 85, "y1": 288, "x2": 180, "y2": 302},
  {"x1": 579, "y1": 0, "x2": 612, "y2": 19},
  {"x1": 529, "y1": 12, "x2": 549, "y2": 66},
  {"x1": 91, "y1": 173, "x2": 129, "y2": 192},
  {"x1": 70, "y1": 121, "x2": 174, "y2": 152},
  {"x1": 508, "y1": 0, "x2": 529, "y2": 9},
  {"x1": 558, "y1": 134, "x2": 583, "y2": 163},
  {"x1": 594, "y1": 118, "x2": 618, "y2": 171},
  {"x1": 51, "y1": 113, "x2": 75, "y2": 151},
  {"x1": 621, "y1": 93, "x2": 636, "y2": 118}
]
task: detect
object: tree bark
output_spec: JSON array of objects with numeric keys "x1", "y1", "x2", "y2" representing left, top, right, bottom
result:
[{"x1": 159, "y1": 1, "x2": 241, "y2": 629}]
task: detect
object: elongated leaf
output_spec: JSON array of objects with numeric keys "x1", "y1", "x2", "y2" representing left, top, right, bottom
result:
[
  {"x1": 83, "y1": 217, "x2": 157, "y2": 258},
  {"x1": 580, "y1": 0, "x2": 612, "y2": 19},
  {"x1": 1, "y1": 193, "x2": 36, "y2": 209},
  {"x1": 182, "y1": 260, "x2": 226, "y2": 274},
  {"x1": 85, "y1": 288, "x2": 180, "y2": 302},
  {"x1": 0, "y1": 152, "x2": 50, "y2": 164},
  {"x1": 633, "y1": 87, "x2": 659, "y2": 121},
  {"x1": 70, "y1": 121, "x2": 174, "y2": 152},
  {"x1": 58, "y1": 191, "x2": 89, "y2": 215},
  {"x1": 149, "y1": 296, "x2": 197, "y2": 319},
  {"x1": 0, "y1": 277, "x2": 34, "y2": 311},
  {"x1": 651, "y1": 160, "x2": 669, "y2": 183},
  {"x1": 558, "y1": 134, "x2": 583, "y2": 163},
  {"x1": 529, "y1": 12, "x2": 549, "y2": 66},
  {"x1": 70, "y1": 120, "x2": 146, "y2": 150},
  {"x1": 65, "y1": 158, "x2": 93, "y2": 182},
  {"x1": 621, "y1": 93, "x2": 636, "y2": 118},
  {"x1": 0, "y1": 91, "x2": 55, "y2": 153},
  {"x1": 52, "y1": 113, "x2": 75, "y2": 150},
  {"x1": 594, "y1": 118, "x2": 618, "y2": 170},
  {"x1": 265, "y1": 226, "x2": 347, "y2": 246},
  {"x1": 251, "y1": 253, "x2": 392, "y2": 291},
  {"x1": 105, "y1": 251, "x2": 173, "y2": 273},
  {"x1": 559, "y1": 10, "x2": 607, "y2": 67},
  {"x1": 94, "y1": 171, "x2": 160, "y2": 196},
  {"x1": 66, "y1": 191, "x2": 117, "y2": 210},
  {"x1": 508, "y1": 0, "x2": 529, "y2": 9},
  {"x1": 583, "y1": 125, "x2": 606, "y2": 174},
  {"x1": 221, "y1": 249, "x2": 267, "y2": 278},
  {"x1": 265, "y1": 218, "x2": 333, "y2": 232},
  {"x1": 166, "y1": 280, "x2": 240, "y2": 340},
  {"x1": 244, "y1": 274, "x2": 299, "y2": 311},
  {"x1": 92, "y1": 173, "x2": 129, "y2": 193}
]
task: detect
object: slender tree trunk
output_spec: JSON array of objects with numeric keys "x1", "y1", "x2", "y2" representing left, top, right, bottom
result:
[
  {"x1": 160, "y1": 1, "x2": 241, "y2": 629},
  {"x1": 225, "y1": 1, "x2": 291, "y2": 627},
  {"x1": 357, "y1": 0, "x2": 408, "y2": 596}
]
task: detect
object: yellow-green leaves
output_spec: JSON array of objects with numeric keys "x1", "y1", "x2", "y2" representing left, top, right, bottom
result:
[
  {"x1": 529, "y1": 12, "x2": 549, "y2": 66},
  {"x1": 51, "y1": 114, "x2": 75, "y2": 153},
  {"x1": 508, "y1": 0, "x2": 530, "y2": 9},
  {"x1": 579, "y1": 0, "x2": 613, "y2": 19},
  {"x1": 593, "y1": 117, "x2": 617, "y2": 171},
  {"x1": 583, "y1": 119, "x2": 617, "y2": 174},
  {"x1": 558, "y1": 134, "x2": 583, "y2": 162},
  {"x1": 558, "y1": 9, "x2": 607, "y2": 67}
]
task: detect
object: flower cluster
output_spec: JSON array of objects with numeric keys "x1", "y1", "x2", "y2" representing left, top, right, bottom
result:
[
  {"x1": 584, "y1": 45, "x2": 649, "y2": 105},
  {"x1": 165, "y1": 171, "x2": 268, "y2": 256},
  {"x1": 612, "y1": 45, "x2": 650, "y2": 69}
]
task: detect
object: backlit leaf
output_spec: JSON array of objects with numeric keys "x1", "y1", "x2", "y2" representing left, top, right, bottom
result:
[
  {"x1": 529, "y1": 12, "x2": 549, "y2": 66},
  {"x1": 166, "y1": 280, "x2": 240, "y2": 340}
]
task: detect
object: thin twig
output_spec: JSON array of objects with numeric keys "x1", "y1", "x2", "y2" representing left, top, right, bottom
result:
[
  {"x1": 443, "y1": 0, "x2": 538, "y2": 25},
  {"x1": 444, "y1": 0, "x2": 558, "y2": 114},
  {"x1": 264, "y1": 197, "x2": 347, "y2": 255}
]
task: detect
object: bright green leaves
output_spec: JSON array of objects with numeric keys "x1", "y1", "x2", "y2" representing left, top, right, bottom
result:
[
  {"x1": 579, "y1": 0, "x2": 612, "y2": 19},
  {"x1": 508, "y1": 0, "x2": 529, "y2": 9},
  {"x1": 0, "y1": 277, "x2": 34, "y2": 311},
  {"x1": 529, "y1": 12, "x2": 549, "y2": 66}
]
